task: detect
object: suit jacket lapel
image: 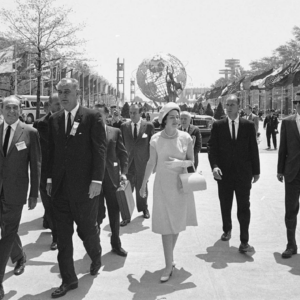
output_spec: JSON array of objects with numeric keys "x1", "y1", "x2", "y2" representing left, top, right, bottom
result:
[
  {"x1": 106, "y1": 126, "x2": 111, "y2": 142},
  {"x1": 57, "y1": 111, "x2": 65, "y2": 137},
  {"x1": 128, "y1": 121, "x2": 134, "y2": 140},
  {"x1": 137, "y1": 120, "x2": 146, "y2": 140},
  {"x1": 0, "y1": 123, "x2": 4, "y2": 156},
  {"x1": 188, "y1": 125, "x2": 194, "y2": 135},
  {"x1": 237, "y1": 118, "x2": 243, "y2": 141},
  {"x1": 292, "y1": 114, "x2": 300, "y2": 142},
  {"x1": 224, "y1": 118, "x2": 232, "y2": 140},
  {"x1": 7, "y1": 122, "x2": 24, "y2": 156}
]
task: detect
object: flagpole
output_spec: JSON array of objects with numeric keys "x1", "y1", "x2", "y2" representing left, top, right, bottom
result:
[
  {"x1": 88, "y1": 74, "x2": 90, "y2": 108},
  {"x1": 281, "y1": 86, "x2": 283, "y2": 118},
  {"x1": 51, "y1": 64, "x2": 53, "y2": 95},
  {"x1": 82, "y1": 72, "x2": 85, "y2": 106},
  {"x1": 14, "y1": 43, "x2": 18, "y2": 95},
  {"x1": 291, "y1": 84, "x2": 294, "y2": 114},
  {"x1": 264, "y1": 90, "x2": 267, "y2": 116},
  {"x1": 29, "y1": 53, "x2": 32, "y2": 95}
]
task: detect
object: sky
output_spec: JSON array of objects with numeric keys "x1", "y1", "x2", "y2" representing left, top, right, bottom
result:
[{"x1": 1, "y1": 0, "x2": 300, "y2": 100}]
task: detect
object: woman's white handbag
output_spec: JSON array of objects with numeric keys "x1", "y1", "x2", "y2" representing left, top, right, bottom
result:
[{"x1": 179, "y1": 166, "x2": 207, "y2": 193}]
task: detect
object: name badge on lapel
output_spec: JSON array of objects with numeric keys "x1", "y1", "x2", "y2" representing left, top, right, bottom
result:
[
  {"x1": 70, "y1": 121, "x2": 79, "y2": 136},
  {"x1": 15, "y1": 141, "x2": 27, "y2": 151},
  {"x1": 142, "y1": 133, "x2": 148, "y2": 138}
]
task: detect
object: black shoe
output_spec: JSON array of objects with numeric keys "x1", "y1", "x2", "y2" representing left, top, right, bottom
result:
[
  {"x1": 50, "y1": 242, "x2": 58, "y2": 251},
  {"x1": 0, "y1": 284, "x2": 4, "y2": 300},
  {"x1": 221, "y1": 231, "x2": 231, "y2": 241},
  {"x1": 51, "y1": 282, "x2": 78, "y2": 298},
  {"x1": 143, "y1": 209, "x2": 150, "y2": 219},
  {"x1": 90, "y1": 262, "x2": 101, "y2": 275},
  {"x1": 239, "y1": 243, "x2": 254, "y2": 253},
  {"x1": 120, "y1": 220, "x2": 130, "y2": 227},
  {"x1": 112, "y1": 247, "x2": 128, "y2": 257},
  {"x1": 14, "y1": 253, "x2": 26, "y2": 276},
  {"x1": 282, "y1": 248, "x2": 297, "y2": 258}
]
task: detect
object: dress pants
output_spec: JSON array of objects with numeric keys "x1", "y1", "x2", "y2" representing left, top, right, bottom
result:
[
  {"x1": 0, "y1": 189, "x2": 24, "y2": 284},
  {"x1": 127, "y1": 160, "x2": 148, "y2": 212},
  {"x1": 52, "y1": 179, "x2": 101, "y2": 284},
  {"x1": 98, "y1": 170, "x2": 121, "y2": 250},
  {"x1": 40, "y1": 173, "x2": 57, "y2": 242},
  {"x1": 217, "y1": 172, "x2": 251, "y2": 244},
  {"x1": 285, "y1": 170, "x2": 300, "y2": 249},
  {"x1": 266, "y1": 130, "x2": 277, "y2": 148}
]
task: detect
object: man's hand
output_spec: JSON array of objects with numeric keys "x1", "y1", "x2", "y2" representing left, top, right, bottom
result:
[
  {"x1": 277, "y1": 173, "x2": 284, "y2": 182},
  {"x1": 46, "y1": 183, "x2": 52, "y2": 196},
  {"x1": 88, "y1": 182, "x2": 102, "y2": 199},
  {"x1": 120, "y1": 174, "x2": 127, "y2": 183},
  {"x1": 213, "y1": 167, "x2": 222, "y2": 180},
  {"x1": 139, "y1": 184, "x2": 147, "y2": 198},
  {"x1": 28, "y1": 197, "x2": 38, "y2": 210},
  {"x1": 252, "y1": 175, "x2": 260, "y2": 183}
]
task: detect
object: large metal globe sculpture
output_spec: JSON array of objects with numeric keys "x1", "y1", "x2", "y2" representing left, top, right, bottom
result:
[{"x1": 136, "y1": 53, "x2": 187, "y2": 103}]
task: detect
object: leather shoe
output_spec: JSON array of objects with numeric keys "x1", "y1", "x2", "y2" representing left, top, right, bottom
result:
[
  {"x1": 282, "y1": 248, "x2": 297, "y2": 258},
  {"x1": 120, "y1": 219, "x2": 130, "y2": 227},
  {"x1": 14, "y1": 253, "x2": 26, "y2": 276},
  {"x1": 143, "y1": 209, "x2": 150, "y2": 219},
  {"x1": 51, "y1": 282, "x2": 78, "y2": 298},
  {"x1": 239, "y1": 243, "x2": 254, "y2": 253},
  {"x1": 90, "y1": 262, "x2": 101, "y2": 275},
  {"x1": 112, "y1": 247, "x2": 128, "y2": 257},
  {"x1": 50, "y1": 242, "x2": 58, "y2": 251},
  {"x1": 0, "y1": 284, "x2": 4, "y2": 300},
  {"x1": 221, "y1": 231, "x2": 231, "y2": 241}
]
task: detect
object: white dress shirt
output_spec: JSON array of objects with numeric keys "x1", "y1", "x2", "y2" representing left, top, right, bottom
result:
[
  {"x1": 131, "y1": 118, "x2": 142, "y2": 136},
  {"x1": 296, "y1": 113, "x2": 300, "y2": 134},
  {"x1": 228, "y1": 115, "x2": 239, "y2": 139},
  {"x1": 64, "y1": 103, "x2": 79, "y2": 132},
  {"x1": 2, "y1": 119, "x2": 19, "y2": 151}
]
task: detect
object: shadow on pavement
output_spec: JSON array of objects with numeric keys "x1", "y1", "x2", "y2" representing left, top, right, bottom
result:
[
  {"x1": 18, "y1": 217, "x2": 44, "y2": 237},
  {"x1": 17, "y1": 273, "x2": 95, "y2": 300},
  {"x1": 127, "y1": 267, "x2": 196, "y2": 300},
  {"x1": 101, "y1": 251, "x2": 126, "y2": 272},
  {"x1": 197, "y1": 239, "x2": 255, "y2": 269},
  {"x1": 273, "y1": 252, "x2": 300, "y2": 275},
  {"x1": 119, "y1": 216, "x2": 150, "y2": 236},
  {"x1": 2, "y1": 290, "x2": 17, "y2": 300}
]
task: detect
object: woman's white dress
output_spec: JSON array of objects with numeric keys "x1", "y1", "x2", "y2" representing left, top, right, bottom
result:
[{"x1": 149, "y1": 130, "x2": 198, "y2": 234}]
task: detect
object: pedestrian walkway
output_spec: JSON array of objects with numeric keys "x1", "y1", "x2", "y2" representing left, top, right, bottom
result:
[{"x1": 4, "y1": 122, "x2": 300, "y2": 300}]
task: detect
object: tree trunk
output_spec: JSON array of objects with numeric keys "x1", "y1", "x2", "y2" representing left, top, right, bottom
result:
[{"x1": 36, "y1": 50, "x2": 41, "y2": 119}]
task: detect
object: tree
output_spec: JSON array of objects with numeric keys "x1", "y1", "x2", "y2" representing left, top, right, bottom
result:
[
  {"x1": 205, "y1": 103, "x2": 214, "y2": 116},
  {"x1": 0, "y1": 0, "x2": 85, "y2": 118},
  {"x1": 214, "y1": 102, "x2": 225, "y2": 120},
  {"x1": 121, "y1": 102, "x2": 130, "y2": 118}
]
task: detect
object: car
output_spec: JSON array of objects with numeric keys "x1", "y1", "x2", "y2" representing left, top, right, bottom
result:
[{"x1": 190, "y1": 114, "x2": 216, "y2": 148}]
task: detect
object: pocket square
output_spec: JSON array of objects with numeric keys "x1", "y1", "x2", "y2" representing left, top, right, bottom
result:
[
  {"x1": 142, "y1": 133, "x2": 148, "y2": 138},
  {"x1": 78, "y1": 132, "x2": 82, "y2": 135},
  {"x1": 113, "y1": 162, "x2": 118, "y2": 166}
]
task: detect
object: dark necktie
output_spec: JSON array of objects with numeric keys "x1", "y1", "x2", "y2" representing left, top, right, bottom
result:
[
  {"x1": 232, "y1": 120, "x2": 236, "y2": 140},
  {"x1": 66, "y1": 112, "x2": 72, "y2": 136},
  {"x1": 3, "y1": 125, "x2": 11, "y2": 157},
  {"x1": 134, "y1": 123, "x2": 137, "y2": 140}
]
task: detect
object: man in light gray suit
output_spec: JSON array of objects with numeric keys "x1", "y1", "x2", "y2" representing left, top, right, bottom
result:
[
  {"x1": 244, "y1": 105, "x2": 259, "y2": 135},
  {"x1": 120, "y1": 104, "x2": 154, "y2": 226},
  {"x1": 0, "y1": 95, "x2": 41, "y2": 300},
  {"x1": 278, "y1": 97, "x2": 300, "y2": 259}
]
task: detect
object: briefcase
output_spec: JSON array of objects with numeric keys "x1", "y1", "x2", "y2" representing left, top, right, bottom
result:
[{"x1": 116, "y1": 180, "x2": 135, "y2": 221}]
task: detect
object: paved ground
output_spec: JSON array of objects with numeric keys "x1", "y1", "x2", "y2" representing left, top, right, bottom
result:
[{"x1": 3, "y1": 120, "x2": 300, "y2": 300}]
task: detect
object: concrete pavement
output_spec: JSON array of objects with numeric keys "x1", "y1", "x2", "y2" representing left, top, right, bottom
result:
[{"x1": 3, "y1": 120, "x2": 300, "y2": 300}]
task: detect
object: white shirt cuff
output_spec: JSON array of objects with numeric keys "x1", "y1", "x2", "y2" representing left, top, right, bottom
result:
[{"x1": 92, "y1": 180, "x2": 102, "y2": 184}]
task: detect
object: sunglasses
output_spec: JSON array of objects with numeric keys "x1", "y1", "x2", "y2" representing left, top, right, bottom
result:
[{"x1": 293, "y1": 101, "x2": 300, "y2": 105}]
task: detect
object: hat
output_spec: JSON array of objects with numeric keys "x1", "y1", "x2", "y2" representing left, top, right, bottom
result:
[{"x1": 158, "y1": 102, "x2": 180, "y2": 124}]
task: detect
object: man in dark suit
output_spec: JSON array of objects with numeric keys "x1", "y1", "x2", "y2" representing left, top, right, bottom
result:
[
  {"x1": 46, "y1": 78, "x2": 106, "y2": 298},
  {"x1": 208, "y1": 94, "x2": 260, "y2": 253},
  {"x1": 277, "y1": 98, "x2": 300, "y2": 258},
  {"x1": 179, "y1": 111, "x2": 202, "y2": 172},
  {"x1": 33, "y1": 94, "x2": 61, "y2": 250},
  {"x1": 95, "y1": 105, "x2": 128, "y2": 257},
  {"x1": 263, "y1": 109, "x2": 279, "y2": 150},
  {"x1": 120, "y1": 104, "x2": 154, "y2": 226},
  {"x1": 0, "y1": 95, "x2": 41, "y2": 300},
  {"x1": 244, "y1": 105, "x2": 259, "y2": 135}
]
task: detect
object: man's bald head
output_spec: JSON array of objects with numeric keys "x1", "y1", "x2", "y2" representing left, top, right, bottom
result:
[
  {"x1": 226, "y1": 94, "x2": 240, "y2": 120},
  {"x1": 226, "y1": 94, "x2": 240, "y2": 105},
  {"x1": 49, "y1": 93, "x2": 61, "y2": 113}
]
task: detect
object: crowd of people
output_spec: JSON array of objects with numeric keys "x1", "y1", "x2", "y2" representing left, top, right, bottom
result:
[{"x1": 0, "y1": 77, "x2": 300, "y2": 299}]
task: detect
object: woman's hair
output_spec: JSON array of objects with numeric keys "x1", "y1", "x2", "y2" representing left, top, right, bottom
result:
[{"x1": 160, "y1": 109, "x2": 180, "y2": 129}]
